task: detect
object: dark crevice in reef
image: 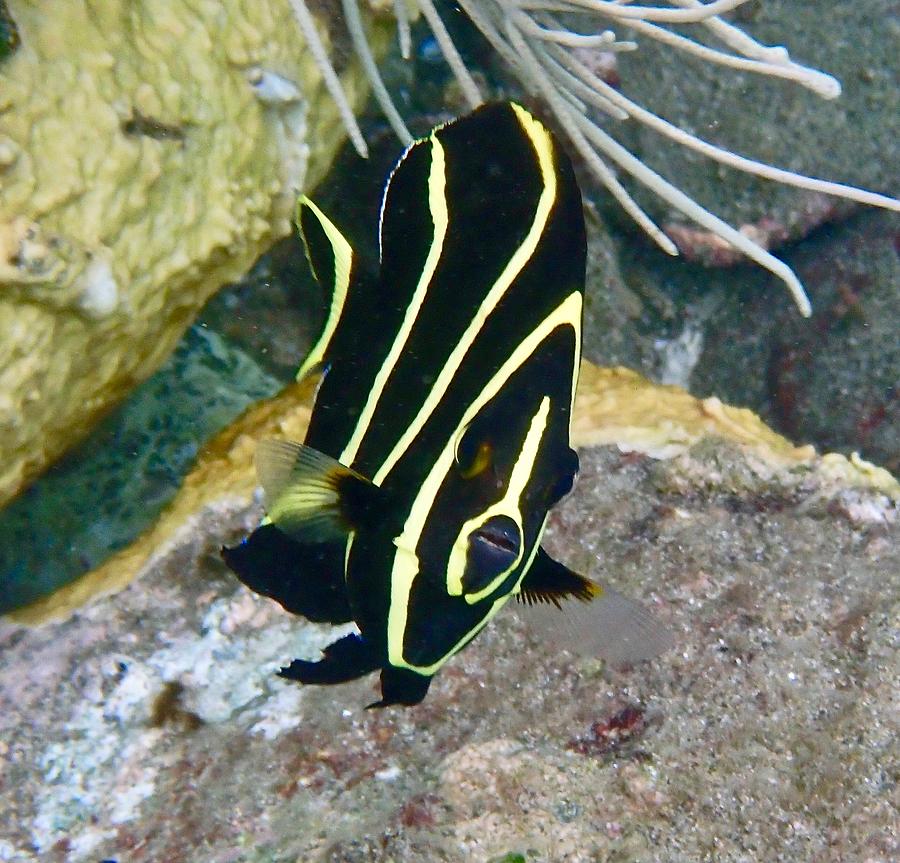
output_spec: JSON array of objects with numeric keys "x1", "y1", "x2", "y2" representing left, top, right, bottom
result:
[{"x1": 0, "y1": 2, "x2": 19, "y2": 62}]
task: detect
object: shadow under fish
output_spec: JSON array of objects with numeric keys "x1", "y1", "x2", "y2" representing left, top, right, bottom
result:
[{"x1": 223, "y1": 101, "x2": 672, "y2": 708}]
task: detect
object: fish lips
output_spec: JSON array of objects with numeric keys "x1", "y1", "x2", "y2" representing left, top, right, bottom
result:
[{"x1": 462, "y1": 514, "x2": 522, "y2": 594}]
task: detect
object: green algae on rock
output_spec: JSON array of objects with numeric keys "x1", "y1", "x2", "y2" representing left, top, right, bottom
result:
[
  {"x1": 0, "y1": 325, "x2": 282, "y2": 614},
  {"x1": 6, "y1": 374, "x2": 319, "y2": 626}
]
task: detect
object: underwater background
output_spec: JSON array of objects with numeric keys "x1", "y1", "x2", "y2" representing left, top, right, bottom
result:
[{"x1": 0, "y1": 1, "x2": 897, "y2": 861}]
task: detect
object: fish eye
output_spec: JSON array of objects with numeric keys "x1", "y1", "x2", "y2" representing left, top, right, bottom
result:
[
  {"x1": 455, "y1": 435, "x2": 493, "y2": 480},
  {"x1": 462, "y1": 514, "x2": 521, "y2": 595}
]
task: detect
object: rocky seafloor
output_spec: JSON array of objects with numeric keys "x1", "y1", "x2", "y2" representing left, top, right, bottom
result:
[{"x1": 1, "y1": 440, "x2": 896, "y2": 863}]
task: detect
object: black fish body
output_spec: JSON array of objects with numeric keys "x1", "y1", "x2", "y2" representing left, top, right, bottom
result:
[{"x1": 224, "y1": 102, "x2": 660, "y2": 707}]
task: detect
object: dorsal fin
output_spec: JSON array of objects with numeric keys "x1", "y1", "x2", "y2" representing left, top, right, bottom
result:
[{"x1": 295, "y1": 197, "x2": 354, "y2": 381}]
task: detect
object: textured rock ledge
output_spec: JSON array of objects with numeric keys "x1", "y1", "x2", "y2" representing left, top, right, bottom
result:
[
  {"x1": 1, "y1": 364, "x2": 897, "y2": 862},
  {"x1": 11, "y1": 361, "x2": 897, "y2": 626}
]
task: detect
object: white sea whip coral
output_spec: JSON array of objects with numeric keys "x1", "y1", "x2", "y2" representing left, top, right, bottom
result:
[{"x1": 289, "y1": 0, "x2": 900, "y2": 315}]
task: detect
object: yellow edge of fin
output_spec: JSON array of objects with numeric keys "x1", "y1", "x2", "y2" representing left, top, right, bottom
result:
[{"x1": 295, "y1": 197, "x2": 353, "y2": 382}]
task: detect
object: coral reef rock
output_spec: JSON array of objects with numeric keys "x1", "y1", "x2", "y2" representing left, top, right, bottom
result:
[
  {"x1": 615, "y1": 0, "x2": 898, "y2": 250},
  {"x1": 11, "y1": 360, "x2": 897, "y2": 626},
  {"x1": 1, "y1": 365, "x2": 897, "y2": 861},
  {"x1": 0, "y1": 0, "x2": 389, "y2": 507},
  {"x1": 692, "y1": 210, "x2": 900, "y2": 473},
  {"x1": 0, "y1": 324, "x2": 283, "y2": 613}
]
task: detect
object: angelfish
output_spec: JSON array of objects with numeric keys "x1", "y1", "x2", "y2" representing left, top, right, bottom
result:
[{"x1": 223, "y1": 102, "x2": 667, "y2": 707}]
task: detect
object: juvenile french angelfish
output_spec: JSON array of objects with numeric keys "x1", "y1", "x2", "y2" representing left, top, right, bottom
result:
[{"x1": 223, "y1": 101, "x2": 670, "y2": 708}]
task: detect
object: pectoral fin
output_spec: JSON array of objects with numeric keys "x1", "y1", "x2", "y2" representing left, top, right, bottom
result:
[
  {"x1": 518, "y1": 546, "x2": 597, "y2": 607},
  {"x1": 256, "y1": 439, "x2": 384, "y2": 542},
  {"x1": 517, "y1": 548, "x2": 675, "y2": 668}
]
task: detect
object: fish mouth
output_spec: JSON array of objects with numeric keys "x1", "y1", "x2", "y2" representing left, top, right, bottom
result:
[
  {"x1": 462, "y1": 514, "x2": 523, "y2": 595},
  {"x1": 477, "y1": 523, "x2": 518, "y2": 554},
  {"x1": 471, "y1": 515, "x2": 521, "y2": 556}
]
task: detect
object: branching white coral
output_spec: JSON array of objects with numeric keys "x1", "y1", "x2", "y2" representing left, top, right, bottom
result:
[{"x1": 289, "y1": 0, "x2": 900, "y2": 316}]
